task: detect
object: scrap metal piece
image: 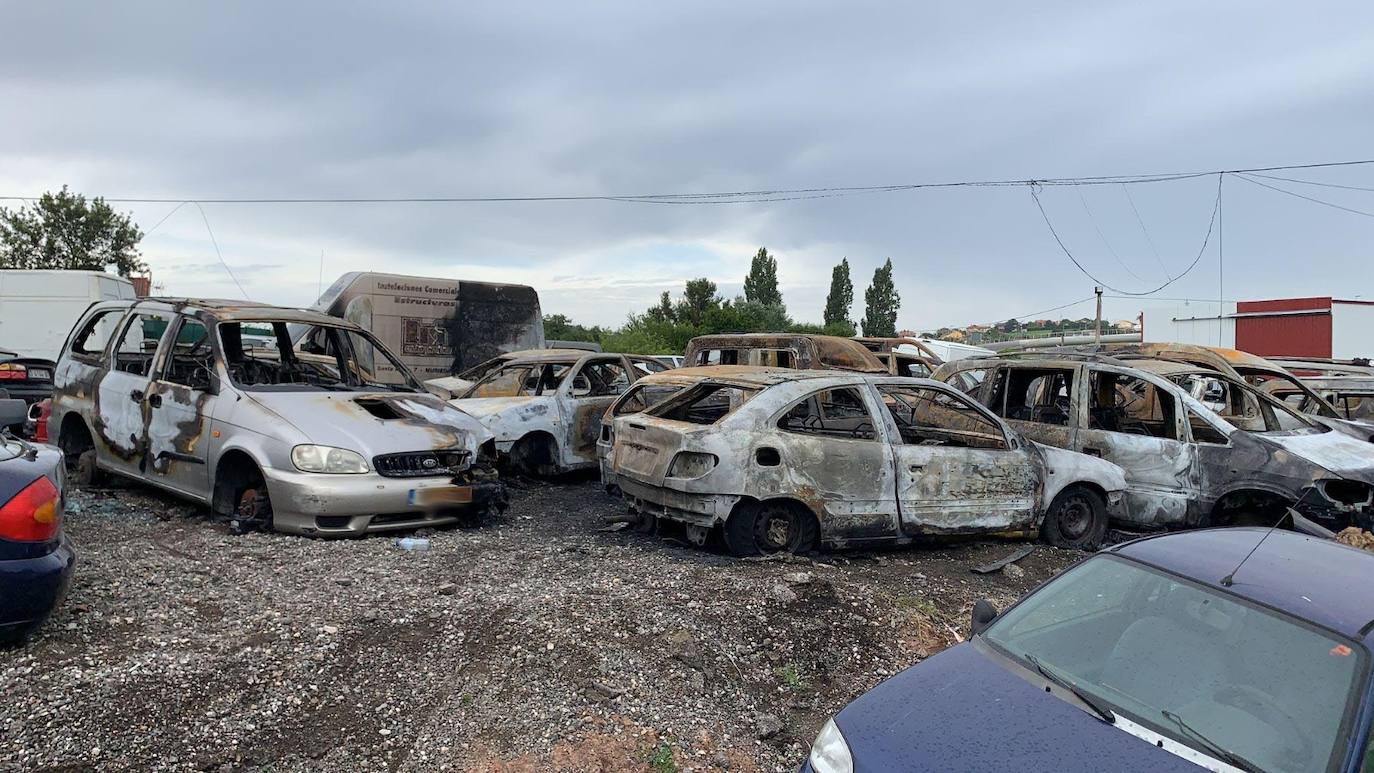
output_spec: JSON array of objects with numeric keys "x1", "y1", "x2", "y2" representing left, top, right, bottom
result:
[{"x1": 971, "y1": 544, "x2": 1037, "y2": 574}]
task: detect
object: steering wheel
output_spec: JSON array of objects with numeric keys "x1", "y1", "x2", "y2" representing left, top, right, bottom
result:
[{"x1": 1213, "y1": 684, "x2": 1312, "y2": 766}]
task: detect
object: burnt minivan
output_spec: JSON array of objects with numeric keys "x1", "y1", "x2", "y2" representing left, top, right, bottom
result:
[{"x1": 49, "y1": 298, "x2": 501, "y2": 536}]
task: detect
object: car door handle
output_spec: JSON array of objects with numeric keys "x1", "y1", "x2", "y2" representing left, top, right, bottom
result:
[
  {"x1": 148, "y1": 393, "x2": 162, "y2": 408},
  {"x1": 130, "y1": 389, "x2": 144, "y2": 402},
  {"x1": 909, "y1": 464, "x2": 925, "y2": 472}
]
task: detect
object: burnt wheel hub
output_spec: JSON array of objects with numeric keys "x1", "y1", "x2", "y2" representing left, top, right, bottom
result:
[{"x1": 1058, "y1": 494, "x2": 1092, "y2": 539}]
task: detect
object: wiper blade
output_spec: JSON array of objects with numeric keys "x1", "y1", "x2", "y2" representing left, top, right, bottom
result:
[
  {"x1": 1023, "y1": 653, "x2": 1115, "y2": 723},
  {"x1": 1162, "y1": 710, "x2": 1264, "y2": 773}
]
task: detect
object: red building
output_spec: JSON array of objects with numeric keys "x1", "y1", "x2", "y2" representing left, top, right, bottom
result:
[{"x1": 1233, "y1": 297, "x2": 1374, "y2": 359}]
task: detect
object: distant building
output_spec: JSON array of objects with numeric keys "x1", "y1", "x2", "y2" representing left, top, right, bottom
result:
[
  {"x1": 1141, "y1": 296, "x2": 1374, "y2": 358},
  {"x1": 941, "y1": 329, "x2": 968, "y2": 343}
]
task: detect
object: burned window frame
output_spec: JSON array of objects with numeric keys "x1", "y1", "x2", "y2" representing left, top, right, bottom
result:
[
  {"x1": 218, "y1": 320, "x2": 424, "y2": 393},
  {"x1": 159, "y1": 315, "x2": 217, "y2": 392},
  {"x1": 611, "y1": 382, "x2": 689, "y2": 417},
  {"x1": 989, "y1": 365, "x2": 1078, "y2": 428},
  {"x1": 876, "y1": 383, "x2": 1010, "y2": 450},
  {"x1": 1087, "y1": 370, "x2": 1181, "y2": 441},
  {"x1": 111, "y1": 310, "x2": 173, "y2": 377},
  {"x1": 68, "y1": 308, "x2": 128, "y2": 363},
  {"x1": 569, "y1": 358, "x2": 633, "y2": 398},
  {"x1": 775, "y1": 386, "x2": 880, "y2": 441},
  {"x1": 645, "y1": 381, "x2": 759, "y2": 425}
]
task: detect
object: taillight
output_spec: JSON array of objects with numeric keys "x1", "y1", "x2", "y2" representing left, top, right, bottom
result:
[
  {"x1": 0, "y1": 363, "x2": 27, "y2": 380},
  {"x1": 0, "y1": 476, "x2": 61, "y2": 541}
]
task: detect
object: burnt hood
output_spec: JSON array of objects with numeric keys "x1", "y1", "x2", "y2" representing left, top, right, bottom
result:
[
  {"x1": 246, "y1": 391, "x2": 492, "y2": 457},
  {"x1": 1262, "y1": 430, "x2": 1374, "y2": 483}
]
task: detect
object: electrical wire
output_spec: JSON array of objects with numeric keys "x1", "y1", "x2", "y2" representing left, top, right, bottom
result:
[
  {"x1": 1244, "y1": 172, "x2": 1374, "y2": 193},
  {"x1": 1030, "y1": 174, "x2": 1223, "y2": 296},
  {"x1": 1078, "y1": 190, "x2": 1147, "y2": 282},
  {"x1": 1234, "y1": 174, "x2": 1374, "y2": 219},
  {"x1": 192, "y1": 202, "x2": 248, "y2": 299},
  {"x1": 1121, "y1": 183, "x2": 1169, "y2": 279},
  {"x1": 1006, "y1": 296, "x2": 1097, "y2": 323},
  {"x1": 143, "y1": 201, "x2": 190, "y2": 236}
]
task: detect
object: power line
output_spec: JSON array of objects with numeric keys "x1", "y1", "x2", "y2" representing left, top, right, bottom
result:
[
  {"x1": 1245, "y1": 172, "x2": 1374, "y2": 193},
  {"x1": 1, "y1": 158, "x2": 1372, "y2": 206},
  {"x1": 1235, "y1": 173, "x2": 1374, "y2": 219},
  {"x1": 192, "y1": 202, "x2": 248, "y2": 299},
  {"x1": 1007, "y1": 296, "x2": 1097, "y2": 322},
  {"x1": 1120, "y1": 183, "x2": 1168, "y2": 279},
  {"x1": 1030, "y1": 174, "x2": 1223, "y2": 296},
  {"x1": 1078, "y1": 190, "x2": 1147, "y2": 282}
]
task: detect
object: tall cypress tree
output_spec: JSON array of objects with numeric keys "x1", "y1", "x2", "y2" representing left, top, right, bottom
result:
[
  {"x1": 742, "y1": 247, "x2": 782, "y2": 307},
  {"x1": 861, "y1": 258, "x2": 901, "y2": 337},
  {"x1": 822, "y1": 258, "x2": 854, "y2": 328}
]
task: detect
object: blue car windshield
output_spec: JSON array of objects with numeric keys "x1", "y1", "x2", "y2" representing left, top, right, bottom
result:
[{"x1": 982, "y1": 555, "x2": 1365, "y2": 773}]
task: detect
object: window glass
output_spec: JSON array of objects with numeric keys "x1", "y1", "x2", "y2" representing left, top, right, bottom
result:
[
  {"x1": 1088, "y1": 372, "x2": 1178, "y2": 440},
  {"x1": 778, "y1": 387, "x2": 877, "y2": 440},
  {"x1": 162, "y1": 318, "x2": 215, "y2": 390},
  {"x1": 985, "y1": 556, "x2": 1364, "y2": 773},
  {"x1": 991, "y1": 368, "x2": 1075, "y2": 427},
  {"x1": 573, "y1": 361, "x2": 632, "y2": 397},
  {"x1": 70, "y1": 309, "x2": 124, "y2": 358},
  {"x1": 879, "y1": 385, "x2": 1006, "y2": 449},
  {"x1": 648, "y1": 383, "x2": 758, "y2": 425},
  {"x1": 112, "y1": 313, "x2": 169, "y2": 375}
]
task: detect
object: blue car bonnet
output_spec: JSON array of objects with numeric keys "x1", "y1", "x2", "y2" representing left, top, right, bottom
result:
[{"x1": 834, "y1": 643, "x2": 1206, "y2": 773}]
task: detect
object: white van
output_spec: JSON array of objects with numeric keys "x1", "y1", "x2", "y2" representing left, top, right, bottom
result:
[{"x1": 0, "y1": 270, "x2": 138, "y2": 359}]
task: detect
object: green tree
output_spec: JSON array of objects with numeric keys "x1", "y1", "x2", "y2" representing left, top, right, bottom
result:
[
  {"x1": 0, "y1": 186, "x2": 146, "y2": 276},
  {"x1": 860, "y1": 258, "x2": 901, "y2": 337},
  {"x1": 677, "y1": 277, "x2": 720, "y2": 326},
  {"x1": 646, "y1": 291, "x2": 676, "y2": 322},
  {"x1": 822, "y1": 258, "x2": 854, "y2": 329},
  {"x1": 542, "y1": 313, "x2": 602, "y2": 342},
  {"x1": 742, "y1": 247, "x2": 782, "y2": 307}
]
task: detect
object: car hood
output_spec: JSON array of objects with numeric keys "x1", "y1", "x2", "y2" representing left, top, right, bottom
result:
[
  {"x1": 246, "y1": 391, "x2": 491, "y2": 456},
  {"x1": 1261, "y1": 430, "x2": 1374, "y2": 481},
  {"x1": 835, "y1": 643, "x2": 1205, "y2": 773}
]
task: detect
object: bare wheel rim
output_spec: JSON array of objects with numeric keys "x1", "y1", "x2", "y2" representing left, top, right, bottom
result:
[
  {"x1": 754, "y1": 508, "x2": 796, "y2": 552},
  {"x1": 1057, "y1": 492, "x2": 1094, "y2": 540}
]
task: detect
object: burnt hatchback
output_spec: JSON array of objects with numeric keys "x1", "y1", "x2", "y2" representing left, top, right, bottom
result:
[{"x1": 49, "y1": 299, "x2": 499, "y2": 536}]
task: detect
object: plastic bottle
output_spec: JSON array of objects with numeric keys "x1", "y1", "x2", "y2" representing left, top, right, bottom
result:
[{"x1": 394, "y1": 537, "x2": 431, "y2": 551}]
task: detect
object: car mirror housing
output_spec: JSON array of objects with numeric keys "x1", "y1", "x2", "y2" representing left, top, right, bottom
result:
[{"x1": 971, "y1": 598, "x2": 999, "y2": 636}]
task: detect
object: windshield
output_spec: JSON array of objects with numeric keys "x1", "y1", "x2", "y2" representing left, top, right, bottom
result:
[
  {"x1": 1239, "y1": 369, "x2": 1341, "y2": 419},
  {"x1": 1167, "y1": 373, "x2": 1319, "y2": 435},
  {"x1": 464, "y1": 361, "x2": 574, "y2": 398},
  {"x1": 983, "y1": 555, "x2": 1365, "y2": 773},
  {"x1": 220, "y1": 321, "x2": 423, "y2": 393}
]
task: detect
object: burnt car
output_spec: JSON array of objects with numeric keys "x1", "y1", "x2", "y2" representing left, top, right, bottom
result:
[
  {"x1": 1263, "y1": 376, "x2": 1374, "y2": 422},
  {"x1": 682, "y1": 333, "x2": 888, "y2": 373},
  {"x1": 49, "y1": 298, "x2": 500, "y2": 537},
  {"x1": 445, "y1": 350, "x2": 671, "y2": 475},
  {"x1": 1271, "y1": 356, "x2": 1374, "y2": 378},
  {"x1": 0, "y1": 399, "x2": 75, "y2": 644},
  {"x1": 609, "y1": 371, "x2": 1128, "y2": 554},
  {"x1": 854, "y1": 336, "x2": 945, "y2": 377},
  {"x1": 934, "y1": 354, "x2": 1374, "y2": 533}
]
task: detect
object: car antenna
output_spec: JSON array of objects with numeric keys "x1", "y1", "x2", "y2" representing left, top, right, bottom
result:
[{"x1": 1220, "y1": 510, "x2": 1292, "y2": 587}]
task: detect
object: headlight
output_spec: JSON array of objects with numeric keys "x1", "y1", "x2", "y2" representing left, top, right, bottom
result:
[
  {"x1": 667, "y1": 451, "x2": 717, "y2": 479},
  {"x1": 291, "y1": 445, "x2": 369, "y2": 474},
  {"x1": 808, "y1": 718, "x2": 854, "y2": 773}
]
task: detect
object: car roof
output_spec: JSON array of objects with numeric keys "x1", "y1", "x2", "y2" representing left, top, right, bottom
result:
[
  {"x1": 1111, "y1": 528, "x2": 1374, "y2": 639},
  {"x1": 1269, "y1": 376, "x2": 1374, "y2": 391},
  {"x1": 109, "y1": 297, "x2": 350, "y2": 327},
  {"x1": 495, "y1": 348, "x2": 615, "y2": 363},
  {"x1": 686, "y1": 333, "x2": 889, "y2": 372}
]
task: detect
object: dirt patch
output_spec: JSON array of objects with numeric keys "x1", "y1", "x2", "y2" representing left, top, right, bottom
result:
[{"x1": 0, "y1": 477, "x2": 1080, "y2": 772}]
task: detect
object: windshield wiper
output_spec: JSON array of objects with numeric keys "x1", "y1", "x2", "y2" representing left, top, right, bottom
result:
[
  {"x1": 1023, "y1": 653, "x2": 1115, "y2": 723},
  {"x1": 1161, "y1": 710, "x2": 1264, "y2": 773}
]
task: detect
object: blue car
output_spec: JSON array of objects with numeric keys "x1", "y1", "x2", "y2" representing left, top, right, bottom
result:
[
  {"x1": 802, "y1": 528, "x2": 1374, "y2": 772},
  {"x1": 0, "y1": 399, "x2": 75, "y2": 644}
]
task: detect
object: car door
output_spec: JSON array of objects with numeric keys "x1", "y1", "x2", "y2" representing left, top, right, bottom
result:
[
  {"x1": 561, "y1": 356, "x2": 633, "y2": 465},
  {"x1": 1075, "y1": 366, "x2": 1195, "y2": 528},
  {"x1": 144, "y1": 314, "x2": 216, "y2": 498},
  {"x1": 769, "y1": 385, "x2": 898, "y2": 539},
  {"x1": 876, "y1": 382, "x2": 1039, "y2": 534},
  {"x1": 97, "y1": 307, "x2": 174, "y2": 476},
  {"x1": 983, "y1": 363, "x2": 1082, "y2": 451}
]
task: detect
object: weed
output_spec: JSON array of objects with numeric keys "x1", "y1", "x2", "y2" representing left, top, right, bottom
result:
[
  {"x1": 646, "y1": 742, "x2": 676, "y2": 773},
  {"x1": 775, "y1": 662, "x2": 803, "y2": 689}
]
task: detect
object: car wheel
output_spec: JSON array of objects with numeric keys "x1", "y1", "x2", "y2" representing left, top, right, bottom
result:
[
  {"x1": 229, "y1": 480, "x2": 274, "y2": 535},
  {"x1": 724, "y1": 500, "x2": 818, "y2": 557},
  {"x1": 511, "y1": 435, "x2": 558, "y2": 477},
  {"x1": 1041, "y1": 486, "x2": 1107, "y2": 550}
]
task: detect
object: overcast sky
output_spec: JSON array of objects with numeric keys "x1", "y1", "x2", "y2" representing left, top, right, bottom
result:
[{"x1": 4, "y1": 2, "x2": 1374, "y2": 330}]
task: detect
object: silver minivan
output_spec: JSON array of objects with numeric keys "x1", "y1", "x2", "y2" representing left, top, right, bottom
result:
[{"x1": 49, "y1": 298, "x2": 501, "y2": 536}]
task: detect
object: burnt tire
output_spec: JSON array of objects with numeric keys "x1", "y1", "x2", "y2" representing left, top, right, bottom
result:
[
  {"x1": 724, "y1": 500, "x2": 818, "y2": 557},
  {"x1": 1041, "y1": 486, "x2": 1107, "y2": 551},
  {"x1": 73, "y1": 449, "x2": 106, "y2": 488},
  {"x1": 228, "y1": 473, "x2": 274, "y2": 535}
]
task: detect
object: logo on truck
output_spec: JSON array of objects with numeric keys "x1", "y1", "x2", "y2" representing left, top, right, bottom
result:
[{"x1": 402, "y1": 317, "x2": 450, "y2": 357}]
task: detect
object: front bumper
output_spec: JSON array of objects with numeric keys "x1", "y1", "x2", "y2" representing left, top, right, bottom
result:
[
  {"x1": 262, "y1": 467, "x2": 505, "y2": 537},
  {"x1": 618, "y1": 476, "x2": 739, "y2": 528},
  {"x1": 1294, "y1": 482, "x2": 1374, "y2": 532},
  {"x1": 0, "y1": 534, "x2": 76, "y2": 642}
]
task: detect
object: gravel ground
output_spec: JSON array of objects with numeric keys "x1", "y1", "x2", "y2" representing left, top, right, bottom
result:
[{"x1": 0, "y1": 476, "x2": 1082, "y2": 772}]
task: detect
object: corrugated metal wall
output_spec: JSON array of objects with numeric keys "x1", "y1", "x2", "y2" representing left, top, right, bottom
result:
[{"x1": 1234, "y1": 298, "x2": 1332, "y2": 357}]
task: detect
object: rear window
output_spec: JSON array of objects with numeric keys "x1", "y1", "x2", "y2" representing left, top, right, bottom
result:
[
  {"x1": 70, "y1": 309, "x2": 125, "y2": 358},
  {"x1": 612, "y1": 383, "x2": 689, "y2": 416},
  {"x1": 646, "y1": 382, "x2": 758, "y2": 425}
]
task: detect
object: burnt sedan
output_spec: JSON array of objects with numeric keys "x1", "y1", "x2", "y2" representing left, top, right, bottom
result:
[
  {"x1": 609, "y1": 371, "x2": 1128, "y2": 555},
  {"x1": 49, "y1": 298, "x2": 500, "y2": 537}
]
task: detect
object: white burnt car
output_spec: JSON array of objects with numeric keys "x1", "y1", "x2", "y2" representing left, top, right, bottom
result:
[
  {"x1": 445, "y1": 350, "x2": 672, "y2": 475},
  {"x1": 49, "y1": 298, "x2": 500, "y2": 537},
  {"x1": 609, "y1": 371, "x2": 1128, "y2": 555}
]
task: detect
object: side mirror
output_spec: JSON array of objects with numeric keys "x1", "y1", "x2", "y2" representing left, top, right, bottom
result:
[{"x1": 971, "y1": 599, "x2": 999, "y2": 636}]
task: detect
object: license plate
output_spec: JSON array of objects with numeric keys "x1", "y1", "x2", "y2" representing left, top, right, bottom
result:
[
  {"x1": 617, "y1": 441, "x2": 660, "y2": 476},
  {"x1": 27, "y1": 369, "x2": 50, "y2": 380},
  {"x1": 408, "y1": 486, "x2": 473, "y2": 506}
]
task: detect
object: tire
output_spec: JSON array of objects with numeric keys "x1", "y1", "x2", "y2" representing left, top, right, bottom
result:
[
  {"x1": 1040, "y1": 486, "x2": 1107, "y2": 550},
  {"x1": 724, "y1": 500, "x2": 819, "y2": 557},
  {"x1": 229, "y1": 475, "x2": 274, "y2": 535}
]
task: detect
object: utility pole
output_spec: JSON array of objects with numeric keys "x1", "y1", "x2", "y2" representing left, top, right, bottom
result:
[{"x1": 1094, "y1": 286, "x2": 1103, "y2": 343}]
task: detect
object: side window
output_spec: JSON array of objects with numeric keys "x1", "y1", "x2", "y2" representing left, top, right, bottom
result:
[
  {"x1": 575, "y1": 361, "x2": 631, "y2": 397},
  {"x1": 70, "y1": 309, "x2": 124, "y2": 359},
  {"x1": 879, "y1": 385, "x2": 1007, "y2": 449},
  {"x1": 757, "y1": 349, "x2": 795, "y2": 368},
  {"x1": 944, "y1": 367, "x2": 988, "y2": 395},
  {"x1": 991, "y1": 368, "x2": 1075, "y2": 427},
  {"x1": 1186, "y1": 407, "x2": 1229, "y2": 445},
  {"x1": 615, "y1": 384, "x2": 688, "y2": 416},
  {"x1": 1087, "y1": 372, "x2": 1178, "y2": 440},
  {"x1": 632, "y1": 357, "x2": 668, "y2": 375},
  {"x1": 111, "y1": 313, "x2": 170, "y2": 376},
  {"x1": 694, "y1": 349, "x2": 739, "y2": 366},
  {"x1": 162, "y1": 318, "x2": 215, "y2": 390},
  {"x1": 778, "y1": 387, "x2": 876, "y2": 440},
  {"x1": 1344, "y1": 395, "x2": 1374, "y2": 421}
]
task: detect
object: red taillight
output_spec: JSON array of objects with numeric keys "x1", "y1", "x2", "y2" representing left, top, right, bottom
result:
[
  {"x1": 0, "y1": 363, "x2": 26, "y2": 381},
  {"x1": 0, "y1": 476, "x2": 61, "y2": 541}
]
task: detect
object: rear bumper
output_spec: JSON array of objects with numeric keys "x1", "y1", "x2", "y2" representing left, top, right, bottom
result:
[
  {"x1": 618, "y1": 476, "x2": 740, "y2": 528},
  {"x1": 262, "y1": 467, "x2": 505, "y2": 537},
  {"x1": 0, "y1": 535, "x2": 76, "y2": 641},
  {"x1": 0, "y1": 383, "x2": 54, "y2": 405}
]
